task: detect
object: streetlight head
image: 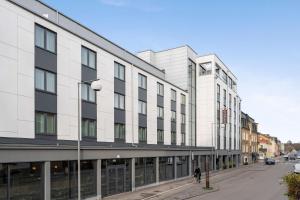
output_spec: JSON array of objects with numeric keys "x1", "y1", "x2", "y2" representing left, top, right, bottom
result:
[{"x1": 91, "y1": 79, "x2": 102, "y2": 91}]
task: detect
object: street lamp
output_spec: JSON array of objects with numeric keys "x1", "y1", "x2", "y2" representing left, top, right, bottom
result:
[{"x1": 77, "y1": 79, "x2": 102, "y2": 200}]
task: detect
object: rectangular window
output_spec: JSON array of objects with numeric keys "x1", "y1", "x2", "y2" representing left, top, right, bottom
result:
[
  {"x1": 222, "y1": 70, "x2": 228, "y2": 83},
  {"x1": 139, "y1": 127, "x2": 147, "y2": 142},
  {"x1": 1, "y1": 162, "x2": 44, "y2": 199},
  {"x1": 157, "y1": 130, "x2": 164, "y2": 143},
  {"x1": 171, "y1": 131, "x2": 176, "y2": 144},
  {"x1": 234, "y1": 97, "x2": 237, "y2": 111},
  {"x1": 114, "y1": 93, "x2": 125, "y2": 110},
  {"x1": 35, "y1": 68, "x2": 56, "y2": 93},
  {"x1": 51, "y1": 161, "x2": 96, "y2": 199},
  {"x1": 157, "y1": 82, "x2": 164, "y2": 96},
  {"x1": 171, "y1": 89, "x2": 176, "y2": 101},
  {"x1": 35, "y1": 24, "x2": 56, "y2": 53},
  {"x1": 229, "y1": 77, "x2": 233, "y2": 89},
  {"x1": 138, "y1": 101, "x2": 147, "y2": 115},
  {"x1": 181, "y1": 133, "x2": 185, "y2": 145},
  {"x1": 81, "y1": 46, "x2": 96, "y2": 69},
  {"x1": 46, "y1": 31, "x2": 56, "y2": 53},
  {"x1": 114, "y1": 123, "x2": 125, "y2": 140},
  {"x1": 181, "y1": 94, "x2": 186, "y2": 105},
  {"x1": 181, "y1": 114, "x2": 186, "y2": 124},
  {"x1": 114, "y1": 62, "x2": 125, "y2": 81},
  {"x1": 82, "y1": 119, "x2": 96, "y2": 138},
  {"x1": 35, "y1": 112, "x2": 56, "y2": 135},
  {"x1": 223, "y1": 89, "x2": 226, "y2": 106},
  {"x1": 171, "y1": 111, "x2": 176, "y2": 122},
  {"x1": 217, "y1": 84, "x2": 220, "y2": 102},
  {"x1": 157, "y1": 106, "x2": 164, "y2": 119},
  {"x1": 138, "y1": 74, "x2": 147, "y2": 89},
  {"x1": 81, "y1": 84, "x2": 96, "y2": 103}
]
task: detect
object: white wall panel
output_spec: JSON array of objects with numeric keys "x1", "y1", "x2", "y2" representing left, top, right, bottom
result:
[
  {"x1": 0, "y1": 92, "x2": 18, "y2": 137},
  {"x1": 164, "y1": 85, "x2": 171, "y2": 145}
]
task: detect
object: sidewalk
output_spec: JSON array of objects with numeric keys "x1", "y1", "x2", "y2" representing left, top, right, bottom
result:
[
  {"x1": 104, "y1": 176, "x2": 217, "y2": 200},
  {"x1": 104, "y1": 162, "x2": 269, "y2": 200},
  {"x1": 104, "y1": 165, "x2": 256, "y2": 200}
]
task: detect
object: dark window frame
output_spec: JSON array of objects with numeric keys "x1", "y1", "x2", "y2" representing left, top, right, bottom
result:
[
  {"x1": 114, "y1": 92, "x2": 125, "y2": 110},
  {"x1": 171, "y1": 111, "x2": 176, "y2": 122},
  {"x1": 35, "y1": 68, "x2": 57, "y2": 94},
  {"x1": 157, "y1": 82, "x2": 164, "y2": 96},
  {"x1": 157, "y1": 106, "x2": 164, "y2": 119},
  {"x1": 157, "y1": 129, "x2": 164, "y2": 143},
  {"x1": 138, "y1": 127, "x2": 147, "y2": 142},
  {"x1": 171, "y1": 89, "x2": 177, "y2": 102},
  {"x1": 82, "y1": 118, "x2": 97, "y2": 138},
  {"x1": 138, "y1": 73, "x2": 147, "y2": 89},
  {"x1": 35, "y1": 23, "x2": 57, "y2": 54},
  {"x1": 114, "y1": 62, "x2": 125, "y2": 81},
  {"x1": 35, "y1": 111, "x2": 57, "y2": 135},
  {"x1": 138, "y1": 100, "x2": 147, "y2": 115},
  {"x1": 114, "y1": 123, "x2": 126, "y2": 141},
  {"x1": 81, "y1": 46, "x2": 97, "y2": 70},
  {"x1": 82, "y1": 83, "x2": 96, "y2": 104},
  {"x1": 171, "y1": 131, "x2": 176, "y2": 145}
]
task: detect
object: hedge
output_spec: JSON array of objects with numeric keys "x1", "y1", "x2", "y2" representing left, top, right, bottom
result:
[{"x1": 283, "y1": 173, "x2": 300, "y2": 200}]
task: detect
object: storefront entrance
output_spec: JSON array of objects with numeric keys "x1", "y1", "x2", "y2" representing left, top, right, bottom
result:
[{"x1": 101, "y1": 159, "x2": 131, "y2": 197}]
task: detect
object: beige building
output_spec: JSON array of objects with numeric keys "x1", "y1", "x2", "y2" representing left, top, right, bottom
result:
[
  {"x1": 258, "y1": 133, "x2": 281, "y2": 158},
  {"x1": 241, "y1": 112, "x2": 259, "y2": 164}
]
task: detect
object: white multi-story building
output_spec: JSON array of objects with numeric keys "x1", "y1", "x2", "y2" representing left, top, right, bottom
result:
[
  {"x1": 137, "y1": 46, "x2": 242, "y2": 170},
  {"x1": 197, "y1": 54, "x2": 242, "y2": 169},
  {"x1": 0, "y1": 1, "x2": 235, "y2": 199}
]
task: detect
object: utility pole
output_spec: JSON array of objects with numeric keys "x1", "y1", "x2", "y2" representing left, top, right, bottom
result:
[{"x1": 205, "y1": 156, "x2": 210, "y2": 189}]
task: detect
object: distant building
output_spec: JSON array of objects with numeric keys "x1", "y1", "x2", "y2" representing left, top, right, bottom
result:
[
  {"x1": 241, "y1": 112, "x2": 259, "y2": 164},
  {"x1": 258, "y1": 134, "x2": 281, "y2": 158},
  {"x1": 284, "y1": 142, "x2": 300, "y2": 153}
]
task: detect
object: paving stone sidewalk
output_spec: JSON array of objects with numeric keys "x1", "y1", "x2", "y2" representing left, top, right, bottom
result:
[{"x1": 104, "y1": 163, "x2": 262, "y2": 200}]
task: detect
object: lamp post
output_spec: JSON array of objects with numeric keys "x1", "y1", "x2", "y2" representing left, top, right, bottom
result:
[{"x1": 77, "y1": 79, "x2": 102, "y2": 200}]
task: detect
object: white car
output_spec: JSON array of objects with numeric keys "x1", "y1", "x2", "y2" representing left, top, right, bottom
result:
[{"x1": 294, "y1": 163, "x2": 300, "y2": 174}]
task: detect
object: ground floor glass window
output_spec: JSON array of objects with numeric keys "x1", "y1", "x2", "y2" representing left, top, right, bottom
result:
[
  {"x1": 159, "y1": 157, "x2": 174, "y2": 181},
  {"x1": 101, "y1": 159, "x2": 131, "y2": 197},
  {"x1": 0, "y1": 162, "x2": 43, "y2": 200},
  {"x1": 176, "y1": 156, "x2": 189, "y2": 178},
  {"x1": 51, "y1": 160, "x2": 96, "y2": 199},
  {"x1": 135, "y1": 157, "x2": 156, "y2": 187}
]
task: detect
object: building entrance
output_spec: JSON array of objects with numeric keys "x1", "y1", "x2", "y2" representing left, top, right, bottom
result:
[{"x1": 101, "y1": 159, "x2": 131, "y2": 197}]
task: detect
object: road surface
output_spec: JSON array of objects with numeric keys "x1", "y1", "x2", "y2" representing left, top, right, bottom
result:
[{"x1": 191, "y1": 161, "x2": 293, "y2": 200}]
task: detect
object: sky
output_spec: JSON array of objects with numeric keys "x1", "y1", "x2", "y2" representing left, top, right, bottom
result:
[{"x1": 42, "y1": 0, "x2": 300, "y2": 143}]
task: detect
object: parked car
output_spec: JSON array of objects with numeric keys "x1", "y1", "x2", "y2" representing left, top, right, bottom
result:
[
  {"x1": 283, "y1": 154, "x2": 289, "y2": 161},
  {"x1": 294, "y1": 163, "x2": 300, "y2": 173},
  {"x1": 265, "y1": 158, "x2": 276, "y2": 165}
]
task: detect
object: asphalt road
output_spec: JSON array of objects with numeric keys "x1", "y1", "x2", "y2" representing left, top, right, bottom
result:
[{"x1": 190, "y1": 161, "x2": 294, "y2": 200}]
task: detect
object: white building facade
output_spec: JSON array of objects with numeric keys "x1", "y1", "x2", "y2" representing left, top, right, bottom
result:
[
  {"x1": 0, "y1": 1, "x2": 227, "y2": 199},
  {"x1": 137, "y1": 47, "x2": 242, "y2": 171}
]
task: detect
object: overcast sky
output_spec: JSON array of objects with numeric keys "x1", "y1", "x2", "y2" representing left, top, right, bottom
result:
[{"x1": 43, "y1": 0, "x2": 300, "y2": 143}]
